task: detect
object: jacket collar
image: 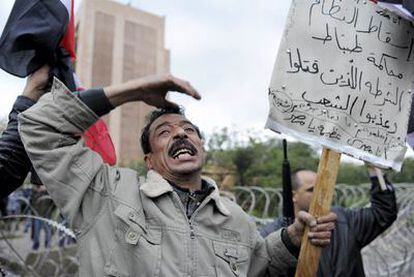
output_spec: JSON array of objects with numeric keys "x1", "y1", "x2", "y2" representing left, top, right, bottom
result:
[{"x1": 140, "y1": 170, "x2": 230, "y2": 216}]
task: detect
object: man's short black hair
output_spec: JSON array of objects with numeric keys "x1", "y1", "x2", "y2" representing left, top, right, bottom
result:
[
  {"x1": 291, "y1": 168, "x2": 309, "y2": 191},
  {"x1": 140, "y1": 107, "x2": 202, "y2": 154}
]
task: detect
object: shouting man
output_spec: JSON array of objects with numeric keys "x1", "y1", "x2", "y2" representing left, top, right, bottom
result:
[{"x1": 19, "y1": 67, "x2": 336, "y2": 276}]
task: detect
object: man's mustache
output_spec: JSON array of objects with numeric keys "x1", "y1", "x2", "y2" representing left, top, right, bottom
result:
[{"x1": 168, "y1": 138, "x2": 198, "y2": 157}]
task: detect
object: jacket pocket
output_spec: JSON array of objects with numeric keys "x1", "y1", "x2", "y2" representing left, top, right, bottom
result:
[
  {"x1": 106, "y1": 204, "x2": 162, "y2": 276},
  {"x1": 213, "y1": 240, "x2": 249, "y2": 277},
  {"x1": 114, "y1": 204, "x2": 161, "y2": 245}
]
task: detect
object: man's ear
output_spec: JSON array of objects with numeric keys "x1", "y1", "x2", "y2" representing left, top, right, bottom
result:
[
  {"x1": 144, "y1": 154, "x2": 153, "y2": 170},
  {"x1": 292, "y1": 191, "x2": 297, "y2": 204}
]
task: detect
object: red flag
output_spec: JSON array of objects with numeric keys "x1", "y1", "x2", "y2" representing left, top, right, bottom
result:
[
  {"x1": 60, "y1": 0, "x2": 117, "y2": 165},
  {"x1": 60, "y1": 0, "x2": 76, "y2": 61}
]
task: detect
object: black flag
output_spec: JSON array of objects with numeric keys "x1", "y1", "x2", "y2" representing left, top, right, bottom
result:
[{"x1": 0, "y1": 0, "x2": 76, "y2": 90}]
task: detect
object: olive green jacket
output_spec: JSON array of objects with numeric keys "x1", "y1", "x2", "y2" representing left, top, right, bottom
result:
[{"x1": 19, "y1": 79, "x2": 296, "y2": 276}]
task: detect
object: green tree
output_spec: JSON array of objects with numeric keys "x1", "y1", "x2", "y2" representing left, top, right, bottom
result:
[
  {"x1": 336, "y1": 163, "x2": 368, "y2": 185},
  {"x1": 387, "y1": 157, "x2": 414, "y2": 183},
  {"x1": 126, "y1": 126, "x2": 414, "y2": 187},
  {"x1": 205, "y1": 128, "x2": 320, "y2": 187},
  {"x1": 126, "y1": 160, "x2": 148, "y2": 176}
]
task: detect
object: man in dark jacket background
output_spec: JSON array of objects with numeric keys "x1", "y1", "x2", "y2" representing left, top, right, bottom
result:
[
  {"x1": 260, "y1": 166, "x2": 398, "y2": 277},
  {"x1": 0, "y1": 66, "x2": 49, "y2": 198}
]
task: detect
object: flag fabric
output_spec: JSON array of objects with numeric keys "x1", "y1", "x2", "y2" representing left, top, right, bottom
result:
[
  {"x1": 60, "y1": 0, "x2": 76, "y2": 61},
  {"x1": 0, "y1": 0, "x2": 70, "y2": 77},
  {"x1": 84, "y1": 120, "x2": 117, "y2": 166},
  {"x1": 0, "y1": 0, "x2": 117, "y2": 166},
  {"x1": 374, "y1": 0, "x2": 414, "y2": 21}
]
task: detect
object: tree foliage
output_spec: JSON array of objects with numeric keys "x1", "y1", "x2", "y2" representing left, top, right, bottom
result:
[
  {"x1": 204, "y1": 128, "x2": 414, "y2": 187},
  {"x1": 125, "y1": 127, "x2": 414, "y2": 187},
  {"x1": 205, "y1": 128, "x2": 320, "y2": 187}
]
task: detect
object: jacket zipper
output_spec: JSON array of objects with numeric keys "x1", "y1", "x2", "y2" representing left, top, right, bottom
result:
[
  {"x1": 171, "y1": 191, "x2": 213, "y2": 237},
  {"x1": 172, "y1": 191, "x2": 214, "y2": 277},
  {"x1": 171, "y1": 192, "x2": 195, "y2": 238}
]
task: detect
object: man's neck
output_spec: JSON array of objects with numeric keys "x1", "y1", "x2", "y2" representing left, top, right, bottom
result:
[{"x1": 167, "y1": 175, "x2": 202, "y2": 192}]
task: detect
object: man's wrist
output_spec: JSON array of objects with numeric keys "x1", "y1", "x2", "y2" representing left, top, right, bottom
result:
[
  {"x1": 78, "y1": 88, "x2": 114, "y2": 117},
  {"x1": 286, "y1": 224, "x2": 301, "y2": 247},
  {"x1": 22, "y1": 89, "x2": 43, "y2": 102},
  {"x1": 104, "y1": 80, "x2": 144, "y2": 107},
  {"x1": 282, "y1": 227, "x2": 301, "y2": 257}
]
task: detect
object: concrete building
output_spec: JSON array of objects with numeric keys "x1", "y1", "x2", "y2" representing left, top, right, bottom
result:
[{"x1": 76, "y1": 0, "x2": 170, "y2": 165}]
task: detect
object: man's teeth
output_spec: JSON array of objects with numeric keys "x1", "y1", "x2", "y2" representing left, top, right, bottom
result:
[{"x1": 173, "y1": 148, "x2": 193, "y2": 159}]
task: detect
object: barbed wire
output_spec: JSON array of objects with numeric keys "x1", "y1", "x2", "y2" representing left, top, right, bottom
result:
[
  {"x1": 0, "y1": 183, "x2": 413, "y2": 276},
  {"x1": 225, "y1": 183, "x2": 414, "y2": 276}
]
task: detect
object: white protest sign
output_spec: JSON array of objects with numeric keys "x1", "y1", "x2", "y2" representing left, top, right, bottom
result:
[{"x1": 266, "y1": 0, "x2": 414, "y2": 171}]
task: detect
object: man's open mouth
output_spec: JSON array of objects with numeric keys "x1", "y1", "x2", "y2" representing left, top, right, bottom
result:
[{"x1": 168, "y1": 140, "x2": 197, "y2": 159}]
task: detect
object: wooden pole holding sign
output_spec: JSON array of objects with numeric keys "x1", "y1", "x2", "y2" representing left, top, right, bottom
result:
[
  {"x1": 295, "y1": 148, "x2": 341, "y2": 277},
  {"x1": 265, "y1": 1, "x2": 414, "y2": 273}
]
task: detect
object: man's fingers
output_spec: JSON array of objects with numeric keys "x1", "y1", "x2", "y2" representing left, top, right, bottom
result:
[
  {"x1": 308, "y1": 231, "x2": 332, "y2": 240},
  {"x1": 297, "y1": 211, "x2": 317, "y2": 228},
  {"x1": 167, "y1": 75, "x2": 201, "y2": 100},
  {"x1": 316, "y1": 212, "x2": 337, "y2": 224},
  {"x1": 310, "y1": 222, "x2": 335, "y2": 232},
  {"x1": 306, "y1": 212, "x2": 336, "y2": 247},
  {"x1": 309, "y1": 238, "x2": 331, "y2": 247}
]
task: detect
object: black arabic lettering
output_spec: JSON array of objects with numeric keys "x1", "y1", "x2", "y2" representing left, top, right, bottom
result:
[
  {"x1": 286, "y1": 48, "x2": 319, "y2": 74},
  {"x1": 285, "y1": 114, "x2": 307, "y2": 125},
  {"x1": 347, "y1": 138, "x2": 374, "y2": 154},
  {"x1": 377, "y1": 21, "x2": 410, "y2": 49},
  {"x1": 269, "y1": 88, "x2": 294, "y2": 113},
  {"x1": 338, "y1": 62, "x2": 363, "y2": 91},
  {"x1": 308, "y1": 0, "x2": 321, "y2": 26},
  {"x1": 359, "y1": 112, "x2": 398, "y2": 134},
  {"x1": 320, "y1": 69, "x2": 344, "y2": 85},
  {"x1": 321, "y1": 0, "x2": 360, "y2": 26},
  {"x1": 365, "y1": 77, "x2": 383, "y2": 98},
  {"x1": 312, "y1": 23, "x2": 332, "y2": 44},
  {"x1": 373, "y1": 86, "x2": 406, "y2": 112},
  {"x1": 301, "y1": 91, "x2": 354, "y2": 113},
  {"x1": 376, "y1": 9, "x2": 402, "y2": 25},
  {"x1": 334, "y1": 27, "x2": 363, "y2": 54},
  {"x1": 367, "y1": 53, "x2": 403, "y2": 79},
  {"x1": 356, "y1": 16, "x2": 379, "y2": 34}
]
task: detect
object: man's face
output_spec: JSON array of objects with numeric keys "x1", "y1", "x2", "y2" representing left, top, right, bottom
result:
[
  {"x1": 144, "y1": 113, "x2": 204, "y2": 179},
  {"x1": 293, "y1": 170, "x2": 317, "y2": 212}
]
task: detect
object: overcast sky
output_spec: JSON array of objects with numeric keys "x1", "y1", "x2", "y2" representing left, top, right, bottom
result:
[
  {"x1": 0, "y1": 0, "x2": 290, "y2": 136},
  {"x1": 0, "y1": 0, "x2": 412, "y2": 160}
]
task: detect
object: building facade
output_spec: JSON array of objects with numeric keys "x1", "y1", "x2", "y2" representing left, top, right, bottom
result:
[{"x1": 76, "y1": 0, "x2": 170, "y2": 164}]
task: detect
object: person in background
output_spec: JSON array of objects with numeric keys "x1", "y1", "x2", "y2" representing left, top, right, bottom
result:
[
  {"x1": 0, "y1": 66, "x2": 50, "y2": 198},
  {"x1": 30, "y1": 184, "x2": 54, "y2": 250},
  {"x1": 260, "y1": 166, "x2": 398, "y2": 277},
  {"x1": 5, "y1": 190, "x2": 22, "y2": 231}
]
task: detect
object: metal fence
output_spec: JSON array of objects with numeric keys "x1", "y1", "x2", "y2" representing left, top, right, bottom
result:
[
  {"x1": 0, "y1": 183, "x2": 413, "y2": 276},
  {"x1": 229, "y1": 183, "x2": 414, "y2": 276}
]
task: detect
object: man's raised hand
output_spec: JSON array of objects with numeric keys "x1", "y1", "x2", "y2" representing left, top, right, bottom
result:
[
  {"x1": 22, "y1": 65, "x2": 51, "y2": 102},
  {"x1": 104, "y1": 74, "x2": 201, "y2": 109}
]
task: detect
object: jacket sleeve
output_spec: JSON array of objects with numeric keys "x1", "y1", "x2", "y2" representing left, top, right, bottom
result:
[
  {"x1": 18, "y1": 78, "x2": 114, "y2": 234},
  {"x1": 346, "y1": 176, "x2": 398, "y2": 247},
  {"x1": 248, "y1": 222, "x2": 297, "y2": 276},
  {"x1": 0, "y1": 96, "x2": 36, "y2": 198}
]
